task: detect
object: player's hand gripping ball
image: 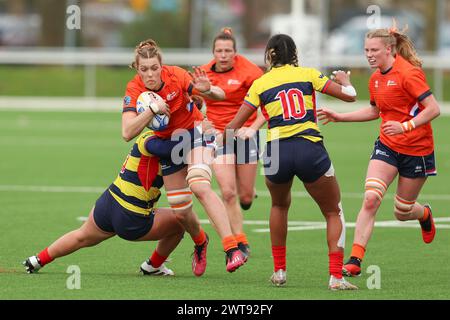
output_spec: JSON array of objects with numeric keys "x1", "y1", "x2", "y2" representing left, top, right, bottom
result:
[{"x1": 136, "y1": 91, "x2": 170, "y2": 131}]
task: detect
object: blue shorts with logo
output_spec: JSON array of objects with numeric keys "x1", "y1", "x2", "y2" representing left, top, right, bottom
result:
[
  {"x1": 145, "y1": 126, "x2": 215, "y2": 176},
  {"x1": 93, "y1": 188, "x2": 155, "y2": 241},
  {"x1": 370, "y1": 138, "x2": 437, "y2": 178},
  {"x1": 217, "y1": 131, "x2": 260, "y2": 164},
  {"x1": 263, "y1": 137, "x2": 332, "y2": 184}
]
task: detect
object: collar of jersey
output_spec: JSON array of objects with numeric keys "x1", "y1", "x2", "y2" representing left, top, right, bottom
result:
[{"x1": 211, "y1": 64, "x2": 234, "y2": 74}]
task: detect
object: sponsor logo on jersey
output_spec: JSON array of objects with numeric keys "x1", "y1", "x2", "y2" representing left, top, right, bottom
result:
[
  {"x1": 166, "y1": 91, "x2": 178, "y2": 101},
  {"x1": 227, "y1": 79, "x2": 241, "y2": 85},
  {"x1": 387, "y1": 80, "x2": 397, "y2": 86}
]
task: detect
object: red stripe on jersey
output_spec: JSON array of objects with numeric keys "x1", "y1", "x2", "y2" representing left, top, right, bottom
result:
[
  {"x1": 321, "y1": 79, "x2": 332, "y2": 93},
  {"x1": 138, "y1": 156, "x2": 160, "y2": 191}
]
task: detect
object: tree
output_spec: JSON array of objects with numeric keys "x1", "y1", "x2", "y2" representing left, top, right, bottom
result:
[
  {"x1": 121, "y1": 6, "x2": 190, "y2": 48},
  {"x1": 36, "y1": 0, "x2": 66, "y2": 46}
]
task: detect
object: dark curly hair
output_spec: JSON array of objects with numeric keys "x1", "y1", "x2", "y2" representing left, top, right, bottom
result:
[{"x1": 264, "y1": 34, "x2": 298, "y2": 68}]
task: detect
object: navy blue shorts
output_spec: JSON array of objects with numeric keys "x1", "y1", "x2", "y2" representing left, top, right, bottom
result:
[
  {"x1": 263, "y1": 137, "x2": 332, "y2": 184},
  {"x1": 93, "y1": 188, "x2": 155, "y2": 241},
  {"x1": 217, "y1": 131, "x2": 260, "y2": 164},
  {"x1": 145, "y1": 126, "x2": 215, "y2": 176},
  {"x1": 370, "y1": 138, "x2": 437, "y2": 178}
]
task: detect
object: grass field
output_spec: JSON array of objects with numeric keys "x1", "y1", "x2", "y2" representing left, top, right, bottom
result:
[{"x1": 0, "y1": 110, "x2": 449, "y2": 300}]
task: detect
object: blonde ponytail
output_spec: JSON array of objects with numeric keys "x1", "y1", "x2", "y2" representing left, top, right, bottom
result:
[{"x1": 366, "y1": 23, "x2": 422, "y2": 67}]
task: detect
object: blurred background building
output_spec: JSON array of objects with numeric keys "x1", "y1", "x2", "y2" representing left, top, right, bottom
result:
[
  {"x1": 0, "y1": 0, "x2": 448, "y2": 51},
  {"x1": 0, "y1": 0, "x2": 449, "y2": 101}
]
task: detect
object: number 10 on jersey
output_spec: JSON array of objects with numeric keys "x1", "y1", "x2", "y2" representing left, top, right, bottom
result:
[{"x1": 276, "y1": 89, "x2": 306, "y2": 121}]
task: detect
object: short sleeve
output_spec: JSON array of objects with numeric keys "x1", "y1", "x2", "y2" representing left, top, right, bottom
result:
[
  {"x1": 176, "y1": 67, "x2": 195, "y2": 95},
  {"x1": 138, "y1": 131, "x2": 156, "y2": 157},
  {"x1": 310, "y1": 68, "x2": 331, "y2": 93},
  {"x1": 403, "y1": 68, "x2": 432, "y2": 101},
  {"x1": 369, "y1": 83, "x2": 376, "y2": 106},
  {"x1": 243, "y1": 80, "x2": 261, "y2": 110},
  {"x1": 123, "y1": 82, "x2": 140, "y2": 113}
]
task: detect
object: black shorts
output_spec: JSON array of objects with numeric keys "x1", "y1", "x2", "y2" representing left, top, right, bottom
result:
[
  {"x1": 145, "y1": 126, "x2": 215, "y2": 176},
  {"x1": 217, "y1": 131, "x2": 260, "y2": 164},
  {"x1": 370, "y1": 138, "x2": 437, "y2": 178},
  {"x1": 263, "y1": 137, "x2": 332, "y2": 184},
  {"x1": 93, "y1": 189, "x2": 155, "y2": 241}
]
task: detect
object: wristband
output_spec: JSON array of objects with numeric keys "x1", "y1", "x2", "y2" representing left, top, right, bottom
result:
[
  {"x1": 341, "y1": 85, "x2": 356, "y2": 97},
  {"x1": 401, "y1": 120, "x2": 416, "y2": 133}
]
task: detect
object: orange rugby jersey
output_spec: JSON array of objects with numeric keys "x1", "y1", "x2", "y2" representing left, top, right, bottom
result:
[
  {"x1": 200, "y1": 55, "x2": 264, "y2": 132},
  {"x1": 123, "y1": 65, "x2": 203, "y2": 139},
  {"x1": 369, "y1": 55, "x2": 434, "y2": 156}
]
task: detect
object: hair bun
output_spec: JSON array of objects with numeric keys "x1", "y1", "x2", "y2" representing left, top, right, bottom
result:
[{"x1": 221, "y1": 27, "x2": 233, "y2": 36}]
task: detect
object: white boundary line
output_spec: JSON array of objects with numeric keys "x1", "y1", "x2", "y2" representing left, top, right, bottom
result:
[{"x1": 75, "y1": 216, "x2": 450, "y2": 232}]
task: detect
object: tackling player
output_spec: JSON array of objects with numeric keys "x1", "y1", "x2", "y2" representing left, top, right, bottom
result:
[{"x1": 24, "y1": 130, "x2": 184, "y2": 276}]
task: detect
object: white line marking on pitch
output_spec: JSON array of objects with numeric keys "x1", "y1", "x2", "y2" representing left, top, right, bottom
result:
[{"x1": 76, "y1": 217, "x2": 450, "y2": 232}]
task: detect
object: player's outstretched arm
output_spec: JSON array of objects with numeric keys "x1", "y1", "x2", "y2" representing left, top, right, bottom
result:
[
  {"x1": 235, "y1": 112, "x2": 266, "y2": 140},
  {"x1": 190, "y1": 66, "x2": 225, "y2": 100},
  {"x1": 324, "y1": 70, "x2": 357, "y2": 102},
  {"x1": 223, "y1": 103, "x2": 256, "y2": 143},
  {"x1": 318, "y1": 105, "x2": 380, "y2": 125}
]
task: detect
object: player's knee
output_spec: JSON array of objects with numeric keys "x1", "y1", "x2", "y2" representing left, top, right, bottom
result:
[
  {"x1": 363, "y1": 177, "x2": 387, "y2": 211},
  {"x1": 394, "y1": 195, "x2": 415, "y2": 221},
  {"x1": 239, "y1": 194, "x2": 254, "y2": 211},
  {"x1": 173, "y1": 227, "x2": 185, "y2": 238},
  {"x1": 74, "y1": 230, "x2": 97, "y2": 248},
  {"x1": 222, "y1": 188, "x2": 237, "y2": 205},
  {"x1": 167, "y1": 188, "x2": 193, "y2": 212},
  {"x1": 239, "y1": 192, "x2": 254, "y2": 206},
  {"x1": 186, "y1": 164, "x2": 212, "y2": 188},
  {"x1": 272, "y1": 199, "x2": 291, "y2": 212},
  {"x1": 363, "y1": 194, "x2": 381, "y2": 212}
]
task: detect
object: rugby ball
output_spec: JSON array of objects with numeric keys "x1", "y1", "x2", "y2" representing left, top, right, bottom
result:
[
  {"x1": 136, "y1": 91, "x2": 169, "y2": 130},
  {"x1": 149, "y1": 113, "x2": 169, "y2": 131}
]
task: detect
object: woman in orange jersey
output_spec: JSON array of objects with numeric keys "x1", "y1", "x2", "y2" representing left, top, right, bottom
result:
[
  {"x1": 199, "y1": 28, "x2": 264, "y2": 259},
  {"x1": 24, "y1": 131, "x2": 185, "y2": 276},
  {"x1": 318, "y1": 26, "x2": 440, "y2": 277},
  {"x1": 121, "y1": 39, "x2": 247, "y2": 276},
  {"x1": 226, "y1": 34, "x2": 359, "y2": 290}
]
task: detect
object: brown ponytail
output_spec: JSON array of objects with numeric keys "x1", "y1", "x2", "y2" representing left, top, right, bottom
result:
[
  {"x1": 212, "y1": 27, "x2": 236, "y2": 52},
  {"x1": 130, "y1": 39, "x2": 162, "y2": 69}
]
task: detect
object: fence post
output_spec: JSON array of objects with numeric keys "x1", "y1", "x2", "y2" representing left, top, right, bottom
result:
[{"x1": 84, "y1": 64, "x2": 96, "y2": 98}]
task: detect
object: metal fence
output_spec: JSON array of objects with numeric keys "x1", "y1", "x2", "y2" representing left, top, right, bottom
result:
[{"x1": 0, "y1": 48, "x2": 448, "y2": 100}]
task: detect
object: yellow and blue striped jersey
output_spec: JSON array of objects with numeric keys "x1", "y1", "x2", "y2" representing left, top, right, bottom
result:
[
  {"x1": 109, "y1": 131, "x2": 163, "y2": 215},
  {"x1": 244, "y1": 64, "x2": 331, "y2": 142}
]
